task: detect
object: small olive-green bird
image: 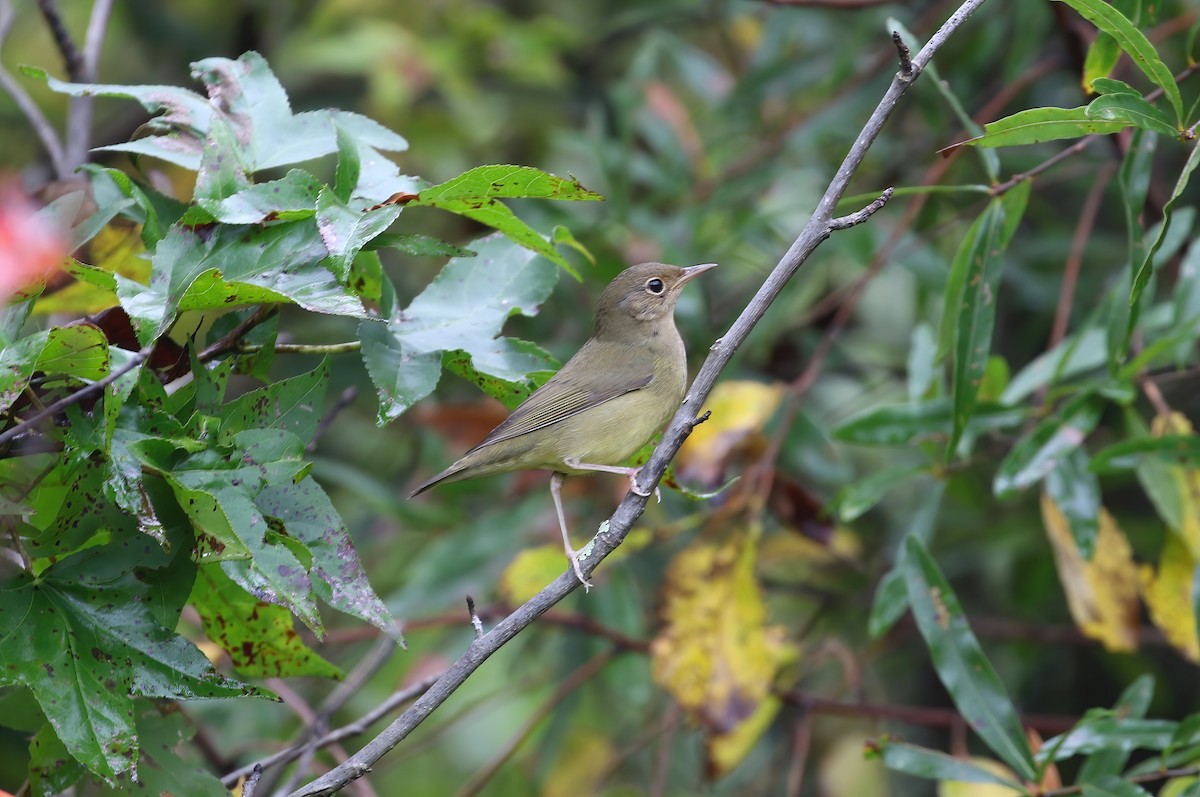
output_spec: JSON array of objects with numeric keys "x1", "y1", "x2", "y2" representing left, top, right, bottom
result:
[{"x1": 410, "y1": 261, "x2": 716, "y2": 587}]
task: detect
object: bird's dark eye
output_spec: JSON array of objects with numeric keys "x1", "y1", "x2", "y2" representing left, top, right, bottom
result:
[{"x1": 646, "y1": 278, "x2": 665, "y2": 295}]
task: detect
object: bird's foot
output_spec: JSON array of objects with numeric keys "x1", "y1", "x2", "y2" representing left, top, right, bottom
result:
[
  {"x1": 566, "y1": 547, "x2": 593, "y2": 592},
  {"x1": 627, "y1": 467, "x2": 661, "y2": 503}
]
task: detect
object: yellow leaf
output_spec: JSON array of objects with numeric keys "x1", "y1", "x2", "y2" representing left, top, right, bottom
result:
[
  {"x1": 1151, "y1": 412, "x2": 1200, "y2": 558},
  {"x1": 1162, "y1": 775, "x2": 1200, "y2": 797},
  {"x1": 1040, "y1": 495, "x2": 1139, "y2": 652},
  {"x1": 33, "y1": 223, "x2": 149, "y2": 315},
  {"x1": 499, "y1": 545, "x2": 568, "y2": 605},
  {"x1": 650, "y1": 532, "x2": 791, "y2": 777},
  {"x1": 1139, "y1": 531, "x2": 1200, "y2": 662},
  {"x1": 707, "y1": 696, "x2": 781, "y2": 779},
  {"x1": 541, "y1": 731, "x2": 616, "y2": 797},
  {"x1": 675, "y1": 380, "x2": 784, "y2": 486},
  {"x1": 937, "y1": 758, "x2": 1023, "y2": 797}
]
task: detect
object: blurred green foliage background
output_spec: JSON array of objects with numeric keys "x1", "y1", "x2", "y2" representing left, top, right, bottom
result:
[{"x1": 4, "y1": 0, "x2": 1200, "y2": 794}]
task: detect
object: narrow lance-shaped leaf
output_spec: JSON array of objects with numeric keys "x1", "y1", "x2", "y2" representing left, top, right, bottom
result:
[
  {"x1": 873, "y1": 740, "x2": 1023, "y2": 788},
  {"x1": 1128, "y1": 139, "x2": 1200, "y2": 327},
  {"x1": 945, "y1": 181, "x2": 1030, "y2": 458},
  {"x1": 958, "y1": 106, "x2": 1128, "y2": 149},
  {"x1": 1086, "y1": 92, "x2": 1180, "y2": 138},
  {"x1": 1045, "y1": 447, "x2": 1102, "y2": 559},
  {"x1": 1054, "y1": 0, "x2": 1184, "y2": 125},
  {"x1": 900, "y1": 535, "x2": 1037, "y2": 780},
  {"x1": 867, "y1": 478, "x2": 946, "y2": 639},
  {"x1": 1074, "y1": 674, "x2": 1156, "y2": 783},
  {"x1": 994, "y1": 393, "x2": 1104, "y2": 499},
  {"x1": 1108, "y1": 128, "x2": 1156, "y2": 370}
]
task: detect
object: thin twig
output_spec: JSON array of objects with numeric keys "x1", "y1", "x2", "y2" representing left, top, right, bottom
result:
[
  {"x1": 222, "y1": 673, "x2": 444, "y2": 787},
  {"x1": 199, "y1": 306, "x2": 278, "y2": 361},
  {"x1": 0, "y1": 344, "x2": 152, "y2": 448},
  {"x1": 785, "y1": 691, "x2": 1077, "y2": 734},
  {"x1": 269, "y1": 635, "x2": 399, "y2": 795},
  {"x1": 241, "y1": 341, "x2": 361, "y2": 355},
  {"x1": 650, "y1": 706, "x2": 680, "y2": 797},
  {"x1": 829, "y1": 187, "x2": 893, "y2": 230},
  {"x1": 306, "y1": 386, "x2": 358, "y2": 454},
  {"x1": 35, "y1": 0, "x2": 82, "y2": 79},
  {"x1": 783, "y1": 708, "x2": 813, "y2": 797},
  {"x1": 288, "y1": 5, "x2": 989, "y2": 794},
  {"x1": 0, "y1": 0, "x2": 66, "y2": 176},
  {"x1": 453, "y1": 651, "x2": 618, "y2": 797},
  {"x1": 63, "y1": 0, "x2": 114, "y2": 170},
  {"x1": 1048, "y1": 163, "x2": 1115, "y2": 352}
]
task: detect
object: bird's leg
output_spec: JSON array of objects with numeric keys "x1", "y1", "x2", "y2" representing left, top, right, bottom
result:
[
  {"x1": 563, "y1": 458, "x2": 661, "y2": 502},
  {"x1": 551, "y1": 472, "x2": 592, "y2": 590}
]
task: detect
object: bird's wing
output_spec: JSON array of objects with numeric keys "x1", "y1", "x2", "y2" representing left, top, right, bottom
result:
[{"x1": 472, "y1": 342, "x2": 653, "y2": 449}]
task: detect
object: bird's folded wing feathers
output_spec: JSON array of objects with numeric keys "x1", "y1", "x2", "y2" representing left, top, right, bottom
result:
[{"x1": 473, "y1": 363, "x2": 654, "y2": 448}]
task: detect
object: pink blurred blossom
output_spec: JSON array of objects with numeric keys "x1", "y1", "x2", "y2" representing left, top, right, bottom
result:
[{"x1": 0, "y1": 189, "x2": 67, "y2": 301}]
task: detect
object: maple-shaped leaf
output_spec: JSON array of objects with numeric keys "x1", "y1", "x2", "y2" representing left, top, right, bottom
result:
[{"x1": 0, "y1": 527, "x2": 258, "y2": 783}]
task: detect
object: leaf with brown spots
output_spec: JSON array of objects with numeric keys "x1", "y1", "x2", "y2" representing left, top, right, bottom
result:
[
  {"x1": 0, "y1": 526, "x2": 256, "y2": 784},
  {"x1": 191, "y1": 565, "x2": 342, "y2": 679}
]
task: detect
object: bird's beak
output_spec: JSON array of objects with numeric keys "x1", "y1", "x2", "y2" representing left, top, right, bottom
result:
[{"x1": 679, "y1": 263, "x2": 717, "y2": 285}]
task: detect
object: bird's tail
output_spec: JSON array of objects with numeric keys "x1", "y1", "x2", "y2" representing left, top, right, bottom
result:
[{"x1": 407, "y1": 465, "x2": 462, "y2": 498}]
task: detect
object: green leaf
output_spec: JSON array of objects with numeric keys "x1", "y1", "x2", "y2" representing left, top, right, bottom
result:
[
  {"x1": 412, "y1": 165, "x2": 603, "y2": 276},
  {"x1": 0, "y1": 529, "x2": 255, "y2": 783},
  {"x1": 945, "y1": 182, "x2": 1030, "y2": 456},
  {"x1": 443, "y1": 341, "x2": 558, "y2": 410},
  {"x1": 1077, "y1": 676, "x2": 1155, "y2": 783},
  {"x1": 1084, "y1": 35, "x2": 1124, "y2": 91},
  {"x1": 1092, "y1": 77, "x2": 1141, "y2": 96},
  {"x1": 1042, "y1": 718, "x2": 1176, "y2": 762},
  {"x1": 868, "y1": 478, "x2": 946, "y2": 639},
  {"x1": 874, "y1": 740, "x2": 1023, "y2": 787},
  {"x1": 218, "y1": 361, "x2": 329, "y2": 444},
  {"x1": 28, "y1": 65, "x2": 213, "y2": 169},
  {"x1": 1086, "y1": 92, "x2": 1180, "y2": 138},
  {"x1": 1109, "y1": 129, "x2": 1157, "y2": 370},
  {"x1": 333, "y1": 124, "x2": 361, "y2": 203},
  {"x1": 1172, "y1": 241, "x2": 1200, "y2": 366},
  {"x1": 1045, "y1": 447, "x2": 1101, "y2": 559},
  {"x1": 205, "y1": 169, "x2": 324, "y2": 224},
  {"x1": 1129, "y1": 140, "x2": 1200, "y2": 323},
  {"x1": 37, "y1": 52, "x2": 407, "y2": 172},
  {"x1": 365, "y1": 232, "x2": 474, "y2": 258},
  {"x1": 1091, "y1": 435, "x2": 1200, "y2": 472},
  {"x1": 361, "y1": 234, "x2": 559, "y2": 423},
  {"x1": 28, "y1": 722, "x2": 87, "y2": 796},
  {"x1": 907, "y1": 322, "x2": 938, "y2": 401},
  {"x1": 193, "y1": 113, "x2": 251, "y2": 203},
  {"x1": 117, "y1": 222, "x2": 365, "y2": 345},
  {"x1": 833, "y1": 399, "x2": 1026, "y2": 446},
  {"x1": 118, "y1": 706, "x2": 231, "y2": 797},
  {"x1": 1082, "y1": 777, "x2": 1153, "y2": 797},
  {"x1": 964, "y1": 106, "x2": 1128, "y2": 149},
  {"x1": 836, "y1": 464, "x2": 929, "y2": 522},
  {"x1": 1054, "y1": 0, "x2": 1183, "y2": 125},
  {"x1": 993, "y1": 393, "x2": 1104, "y2": 498},
  {"x1": 83, "y1": 165, "x2": 184, "y2": 246},
  {"x1": 0, "y1": 324, "x2": 110, "y2": 413},
  {"x1": 901, "y1": 536, "x2": 1036, "y2": 780},
  {"x1": 191, "y1": 565, "x2": 343, "y2": 679},
  {"x1": 315, "y1": 188, "x2": 402, "y2": 280}
]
